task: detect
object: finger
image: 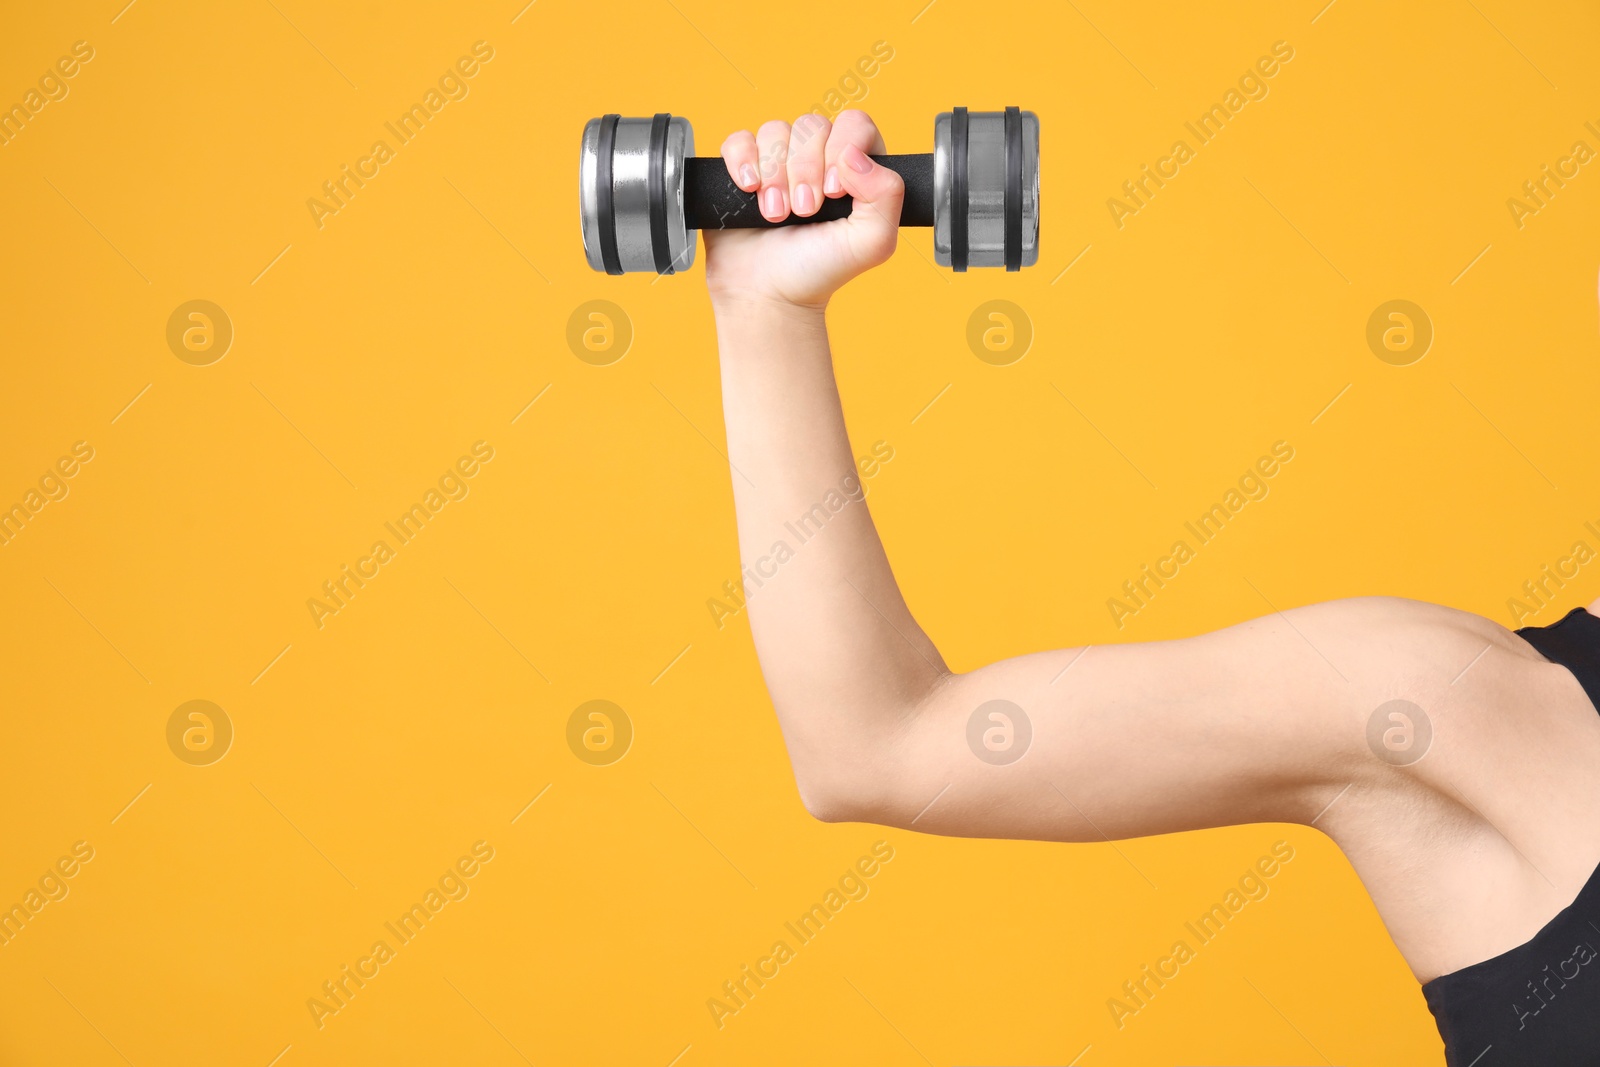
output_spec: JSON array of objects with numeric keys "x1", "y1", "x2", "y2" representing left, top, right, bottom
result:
[
  {"x1": 824, "y1": 109, "x2": 887, "y2": 198},
  {"x1": 721, "y1": 129, "x2": 760, "y2": 192},
  {"x1": 756, "y1": 119, "x2": 792, "y2": 221},
  {"x1": 836, "y1": 143, "x2": 905, "y2": 233},
  {"x1": 787, "y1": 113, "x2": 830, "y2": 217}
]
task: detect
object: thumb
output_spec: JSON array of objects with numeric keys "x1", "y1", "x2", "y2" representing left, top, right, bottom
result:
[{"x1": 837, "y1": 144, "x2": 904, "y2": 239}]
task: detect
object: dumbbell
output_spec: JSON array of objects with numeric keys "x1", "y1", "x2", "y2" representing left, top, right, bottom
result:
[{"x1": 578, "y1": 108, "x2": 1039, "y2": 275}]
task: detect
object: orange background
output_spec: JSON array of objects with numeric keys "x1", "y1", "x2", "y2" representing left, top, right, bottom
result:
[{"x1": 1, "y1": 1, "x2": 1597, "y2": 1064}]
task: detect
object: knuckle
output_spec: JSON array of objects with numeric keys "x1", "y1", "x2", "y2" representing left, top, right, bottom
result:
[{"x1": 792, "y1": 113, "x2": 829, "y2": 140}]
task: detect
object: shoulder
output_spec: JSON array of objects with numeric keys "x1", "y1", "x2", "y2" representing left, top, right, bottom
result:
[
  {"x1": 1266, "y1": 595, "x2": 1562, "y2": 770},
  {"x1": 1176, "y1": 595, "x2": 1554, "y2": 819},
  {"x1": 1292, "y1": 600, "x2": 1600, "y2": 981},
  {"x1": 1291, "y1": 595, "x2": 1593, "y2": 856},
  {"x1": 1232, "y1": 595, "x2": 1542, "y2": 689}
]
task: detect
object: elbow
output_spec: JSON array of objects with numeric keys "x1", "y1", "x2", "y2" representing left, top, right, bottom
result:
[
  {"x1": 794, "y1": 771, "x2": 872, "y2": 824},
  {"x1": 789, "y1": 736, "x2": 906, "y2": 826},
  {"x1": 797, "y1": 780, "x2": 870, "y2": 824},
  {"x1": 784, "y1": 693, "x2": 939, "y2": 826}
]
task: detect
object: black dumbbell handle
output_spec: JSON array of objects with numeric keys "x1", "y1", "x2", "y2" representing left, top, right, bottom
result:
[{"x1": 682, "y1": 154, "x2": 934, "y2": 230}]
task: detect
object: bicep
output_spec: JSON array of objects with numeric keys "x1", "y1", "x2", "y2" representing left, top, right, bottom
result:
[{"x1": 863, "y1": 600, "x2": 1417, "y2": 842}]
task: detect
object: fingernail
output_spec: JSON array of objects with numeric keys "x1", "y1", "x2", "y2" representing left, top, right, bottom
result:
[
  {"x1": 843, "y1": 145, "x2": 873, "y2": 174},
  {"x1": 739, "y1": 164, "x2": 758, "y2": 189},
  {"x1": 794, "y1": 183, "x2": 815, "y2": 215},
  {"x1": 763, "y1": 185, "x2": 785, "y2": 218},
  {"x1": 823, "y1": 166, "x2": 842, "y2": 195}
]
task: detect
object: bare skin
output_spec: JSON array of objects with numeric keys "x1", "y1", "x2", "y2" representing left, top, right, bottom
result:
[{"x1": 703, "y1": 109, "x2": 1600, "y2": 987}]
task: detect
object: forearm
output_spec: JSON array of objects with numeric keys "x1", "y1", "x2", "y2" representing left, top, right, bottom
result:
[{"x1": 713, "y1": 295, "x2": 948, "y2": 810}]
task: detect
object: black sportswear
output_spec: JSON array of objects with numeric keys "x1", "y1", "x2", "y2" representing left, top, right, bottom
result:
[{"x1": 1422, "y1": 607, "x2": 1600, "y2": 1065}]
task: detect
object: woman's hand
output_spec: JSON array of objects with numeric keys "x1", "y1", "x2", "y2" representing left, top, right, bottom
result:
[{"x1": 703, "y1": 110, "x2": 905, "y2": 310}]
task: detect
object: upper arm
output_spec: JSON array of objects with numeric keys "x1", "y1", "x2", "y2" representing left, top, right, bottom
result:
[{"x1": 836, "y1": 596, "x2": 1500, "y2": 842}]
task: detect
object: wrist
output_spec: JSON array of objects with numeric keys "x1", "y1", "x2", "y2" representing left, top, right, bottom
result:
[{"x1": 708, "y1": 288, "x2": 830, "y2": 328}]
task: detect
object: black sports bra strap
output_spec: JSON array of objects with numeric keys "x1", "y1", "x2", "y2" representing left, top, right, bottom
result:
[{"x1": 1516, "y1": 607, "x2": 1600, "y2": 715}]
